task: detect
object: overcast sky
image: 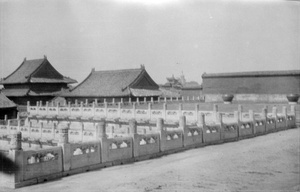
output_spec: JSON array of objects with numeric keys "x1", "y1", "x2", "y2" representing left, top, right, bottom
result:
[{"x1": 0, "y1": 0, "x2": 299, "y2": 85}]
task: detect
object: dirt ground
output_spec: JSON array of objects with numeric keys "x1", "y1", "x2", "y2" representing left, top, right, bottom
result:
[{"x1": 1, "y1": 128, "x2": 299, "y2": 192}]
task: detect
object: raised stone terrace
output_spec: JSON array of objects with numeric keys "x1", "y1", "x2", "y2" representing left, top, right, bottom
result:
[{"x1": 0, "y1": 99, "x2": 298, "y2": 189}]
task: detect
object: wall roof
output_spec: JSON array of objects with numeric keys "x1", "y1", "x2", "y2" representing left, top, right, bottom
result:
[{"x1": 202, "y1": 70, "x2": 300, "y2": 78}]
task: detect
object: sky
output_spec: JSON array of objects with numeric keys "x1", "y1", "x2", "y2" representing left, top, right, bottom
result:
[{"x1": 0, "y1": 0, "x2": 299, "y2": 86}]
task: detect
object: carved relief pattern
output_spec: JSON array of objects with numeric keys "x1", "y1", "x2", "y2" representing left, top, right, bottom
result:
[{"x1": 27, "y1": 151, "x2": 58, "y2": 164}]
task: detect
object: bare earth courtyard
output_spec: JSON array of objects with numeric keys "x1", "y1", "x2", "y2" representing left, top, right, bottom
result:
[{"x1": 1, "y1": 128, "x2": 299, "y2": 192}]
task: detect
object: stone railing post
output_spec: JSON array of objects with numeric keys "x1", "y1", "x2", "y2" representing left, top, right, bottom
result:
[
  {"x1": 80, "y1": 122, "x2": 84, "y2": 142},
  {"x1": 144, "y1": 97, "x2": 147, "y2": 104},
  {"x1": 163, "y1": 103, "x2": 167, "y2": 120},
  {"x1": 136, "y1": 97, "x2": 140, "y2": 105},
  {"x1": 129, "y1": 119, "x2": 137, "y2": 135},
  {"x1": 8, "y1": 131, "x2": 24, "y2": 185},
  {"x1": 178, "y1": 103, "x2": 183, "y2": 119},
  {"x1": 234, "y1": 111, "x2": 240, "y2": 137},
  {"x1": 148, "y1": 103, "x2": 152, "y2": 120},
  {"x1": 157, "y1": 118, "x2": 164, "y2": 132},
  {"x1": 249, "y1": 110, "x2": 255, "y2": 135},
  {"x1": 262, "y1": 107, "x2": 268, "y2": 132},
  {"x1": 10, "y1": 131, "x2": 22, "y2": 151},
  {"x1": 157, "y1": 97, "x2": 160, "y2": 103},
  {"x1": 110, "y1": 126, "x2": 114, "y2": 138},
  {"x1": 85, "y1": 99, "x2": 88, "y2": 106},
  {"x1": 120, "y1": 98, "x2": 124, "y2": 104},
  {"x1": 213, "y1": 104, "x2": 218, "y2": 121},
  {"x1": 80, "y1": 101, "x2": 83, "y2": 116},
  {"x1": 27, "y1": 101, "x2": 30, "y2": 112},
  {"x1": 96, "y1": 121, "x2": 106, "y2": 139},
  {"x1": 238, "y1": 104, "x2": 243, "y2": 121},
  {"x1": 17, "y1": 119, "x2": 21, "y2": 132},
  {"x1": 132, "y1": 102, "x2": 136, "y2": 118},
  {"x1": 58, "y1": 126, "x2": 71, "y2": 171},
  {"x1": 151, "y1": 97, "x2": 154, "y2": 103},
  {"x1": 39, "y1": 122, "x2": 43, "y2": 138},
  {"x1": 217, "y1": 112, "x2": 224, "y2": 139},
  {"x1": 179, "y1": 116, "x2": 186, "y2": 131},
  {"x1": 282, "y1": 106, "x2": 288, "y2": 127},
  {"x1": 197, "y1": 113, "x2": 205, "y2": 127},
  {"x1": 195, "y1": 104, "x2": 199, "y2": 122},
  {"x1": 46, "y1": 101, "x2": 49, "y2": 115},
  {"x1": 52, "y1": 123, "x2": 56, "y2": 140},
  {"x1": 118, "y1": 102, "x2": 122, "y2": 118},
  {"x1": 182, "y1": 96, "x2": 184, "y2": 102},
  {"x1": 290, "y1": 105, "x2": 295, "y2": 116},
  {"x1": 112, "y1": 98, "x2": 115, "y2": 104},
  {"x1": 272, "y1": 106, "x2": 278, "y2": 118},
  {"x1": 95, "y1": 99, "x2": 98, "y2": 106},
  {"x1": 164, "y1": 97, "x2": 167, "y2": 103},
  {"x1": 104, "y1": 101, "x2": 108, "y2": 118},
  {"x1": 129, "y1": 97, "x2": 132, "y2": 104}
]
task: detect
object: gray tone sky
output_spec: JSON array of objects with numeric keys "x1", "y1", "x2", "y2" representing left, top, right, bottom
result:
[{"x1": 0, "y1": 0, "x2": 299, "y2": 85}]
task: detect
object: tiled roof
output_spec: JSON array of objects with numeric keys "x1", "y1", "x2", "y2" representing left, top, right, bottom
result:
[
  {"x1": 0, "y1": 57, "x2": 77, "y2": 84},
  {"x1": 1, "y1": 88, "x2": 62, "y2": 97},
  {"x1": 0, "y1": 92, "x2": 16, "y2": 108},
  {"x1": 1, "y1": 88, "x2": 29, "y2": 97},
  {"x1": 66, "y1": 68, "x2": 159, "y2": 97},
  {"x1": 130, "y1": 88, "x2": 161, "y2": 97},
  {"x1": 202, "y1": 70, "x2": 300, "y2": 78}
]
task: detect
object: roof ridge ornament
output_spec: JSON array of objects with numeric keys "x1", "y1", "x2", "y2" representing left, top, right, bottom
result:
[
  {"x1": 44, "y1": 55, "x2": 47, "y2": 59},
  {"x1": 140, "y1": 64, "x2": 145, "y2": 69},
  {"x1": 24, "y1": 57, "x2": 26, "y2": 62},
  {"x1": 91, "y1": 68, "x2": 95, "y2": 72}
]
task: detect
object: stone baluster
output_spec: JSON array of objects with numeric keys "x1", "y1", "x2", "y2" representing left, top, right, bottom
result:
[
  {"x1": 164, "y1": 97, "x2": 167, "y2": 103},
  {"x1": 151, "y1": 97, "x2": 154, "y2": 103},
  {"x1": 144, "y1": 97, "x2": 147, "y2": 103},
  {"x1": 129, "y1": 97, "x2": 132, "y2": 104}
]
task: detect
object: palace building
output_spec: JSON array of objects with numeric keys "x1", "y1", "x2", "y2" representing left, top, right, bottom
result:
[
  {"x1": 63, "y1": 65, "x2": 161, "y2": 103},
  {"x1": 0, "y1": 56, "x2": 77, "y2": 105}
]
